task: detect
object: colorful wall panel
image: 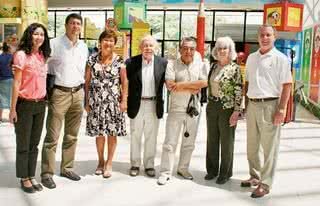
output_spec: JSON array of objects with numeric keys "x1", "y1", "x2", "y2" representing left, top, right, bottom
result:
[
  {"x1": 310, "y1": 24, "x2": 320, "y2": 103},
  {"x1": 294, "y1": 32, "x2": 303, "y2": 80},
  {"x1": 301, "y1": 28, "x2": 313, "y2": 96},
  {"x1": 275, "y1": 39, "x2": 302, "y2": 80}
]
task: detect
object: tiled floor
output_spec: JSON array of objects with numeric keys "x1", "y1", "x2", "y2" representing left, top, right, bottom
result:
[{"x1": 0, "y1": 105, "x2": 320, "y2": 206}]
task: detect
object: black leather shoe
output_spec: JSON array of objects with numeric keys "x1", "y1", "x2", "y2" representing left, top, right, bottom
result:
[
  {"x1": 41, "y1": 177, "x2": 56, "y2": 189},
  {"x1": 204, "y1": 173, "x2": 217, "y2": 180},
  {"x1": 30, "y1": 178, "x2": 43, "y2": 191},
  {"x1": 20, "y1": 179, "x2": 36, "y2": 193},
  {"x1": 129, "y1": 166, "x2": 140, "y2": 176},
  {"x1": 145, "y1": 168, "x2": 156, "y2": 177},
  {"x1": 60, "y1": 171, "x2": 81, "y2": 181},
  {"x1": 216, "y1": 177, "x2": 230, "y2": 185}
]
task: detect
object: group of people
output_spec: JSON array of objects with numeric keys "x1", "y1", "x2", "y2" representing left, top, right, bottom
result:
[{"x1": 6, "y1": 13, "x2": 292, "y2": 199}]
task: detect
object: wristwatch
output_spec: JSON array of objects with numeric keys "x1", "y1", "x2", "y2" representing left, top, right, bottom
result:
[{"x1": 278, "y1": 109, "x2": 285, "y2": 114}]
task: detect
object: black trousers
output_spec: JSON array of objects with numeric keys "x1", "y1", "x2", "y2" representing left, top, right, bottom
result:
[
  {"x1": 206, "y1": 100, "x2": 235, "y2": 178},
  {"x1": 15, "y1": 99, "x2": 46, "y2": 178}
]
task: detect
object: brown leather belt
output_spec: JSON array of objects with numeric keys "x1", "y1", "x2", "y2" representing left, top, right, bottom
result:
[
  {"x1": 18, "y1": 97, "x2": 46, "y2": 102},
  {"x1": 54, "y1": 84, "x2": 83, "y2": 93},
  {"x1": 249, "y1": 97, "x2": 279, "y2": 102},
  {"x1": 141, "y1": 96, "x2": 156, "y2": 101}
]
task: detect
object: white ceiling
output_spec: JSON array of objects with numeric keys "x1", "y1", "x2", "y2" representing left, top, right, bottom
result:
[{"x1": 47, "y1": 0, "x2": 264, "y2": 10}]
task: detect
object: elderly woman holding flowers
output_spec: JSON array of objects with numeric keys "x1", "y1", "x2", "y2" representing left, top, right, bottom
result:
[{"x1": 204, "y1": 36, "x2": 243, "y2": 184}]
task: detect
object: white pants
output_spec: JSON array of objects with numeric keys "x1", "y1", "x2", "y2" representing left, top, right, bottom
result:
[
  {"x1": 130, "y1": 100, "x2": 160, "y2": 169},
  {"x1": 160, "y1": 112, "x2": 199, "y2": 176}
]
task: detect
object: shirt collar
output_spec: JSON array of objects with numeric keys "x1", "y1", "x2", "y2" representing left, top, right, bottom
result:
[
  {"x1": 178, "y1": 57, "x2": 195, "y2": 67},
  {"x1": 62, "y1": 34, "x2": 80, "y2": 47},
  {"x1": 258, "y1": 47, "x2": 276, "y2": 57},
  {"x1": 142, "y1": 55, "x2": 154, "y2": 66}
]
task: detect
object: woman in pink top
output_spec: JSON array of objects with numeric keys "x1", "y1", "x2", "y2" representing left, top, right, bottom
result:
[{"x1": 9, "y1": 23, "x2": 51, "y2": 193}]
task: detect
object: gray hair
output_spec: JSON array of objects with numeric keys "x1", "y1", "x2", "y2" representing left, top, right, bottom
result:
[
  {"x1": 211, "y1": 36, "x2": 237, "y2": 61},
  {"x1": 139, "y1": 34, "x2": 159, "y2": 49},
  {"x1": 179, "y1": 37, "x2": 197, "y2": 49}
]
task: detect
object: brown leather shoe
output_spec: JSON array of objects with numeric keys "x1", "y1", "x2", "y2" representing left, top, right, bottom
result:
[
  {"x1": 251, "y1": 183, "x2": 270, "y2": 198},
  {"x1": 177, "y1": 170, "x2": 193, "y2": 180},
  {"x1": 241, "y1": 177, "x2": 260, "y2": 187}
]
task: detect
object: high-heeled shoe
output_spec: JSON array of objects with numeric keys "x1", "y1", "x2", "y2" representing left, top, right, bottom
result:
[
  {"x1": 20, "y1": 179, "x2": 36, "y2": 193},
  {"x1": 95, "y1": 167, "x2": 104, "y2": 175},
  {"x1": 103, "y1": 165, "x2": 112, "y2": 178}
]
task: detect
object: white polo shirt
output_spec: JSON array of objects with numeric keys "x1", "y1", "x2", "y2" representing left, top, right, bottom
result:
[
  {"x1": 141, "y1": 55, "x2": 156, "y2": 97},
  {"x1": 246, "y1": 48, "x2": 292, "y2": 99},
  {"x1": 48, "y1": 35, "x2": 88, "y2": 87},
  {"x1": 166, "y1": 58, "x2": 207, "y2": 112}
]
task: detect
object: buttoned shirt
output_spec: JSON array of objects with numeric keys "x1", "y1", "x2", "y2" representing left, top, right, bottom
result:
[
  {"x1": 47, "y1": 35, "x2": 88, "y2": 87},
  {"x1": 166, "y1": 58, "x2": 207, "y2": 112},
  {"x1": 246, "y1": 48, "x2": 292, "y2": 98},
  {"x1": 141, "y1": 55, "x2": 156, "y2": 97},
  {"x1": 13, "y1": 51, "x2": 47, "y2": 99}
]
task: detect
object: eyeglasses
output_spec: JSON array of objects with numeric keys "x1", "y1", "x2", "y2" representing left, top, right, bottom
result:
[{"x1": 181, "y1": 46, "x2": 195, "y2": 52}]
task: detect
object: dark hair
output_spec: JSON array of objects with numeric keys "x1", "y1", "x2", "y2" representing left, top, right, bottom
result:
[
  {"x1": 180, "y1": 36, "x2": 197, "y2": 49},
  {"x1": 65, "y1": 13, "x2": 83, "y2": 25},
  {"x1": 98, "y1": 30, "x2": 118, "y2": 44},
  {"x1": 17, "y1": 23, "x2": 51, "y2": 60},
  {"x1": 2, "y1": 42, "x2": 10, "y2": 53}
]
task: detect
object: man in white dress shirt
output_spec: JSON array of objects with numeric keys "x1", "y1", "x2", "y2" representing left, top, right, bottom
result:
[
  {"x1": 241, "y1": 24, "x2": 292, "y2": 198},
  {"x1": 41, "y1": 13, "x2": 88, "y2": 189},
  {"x1": 126, "y1": 35, "x2": 167, "y2": 177}
]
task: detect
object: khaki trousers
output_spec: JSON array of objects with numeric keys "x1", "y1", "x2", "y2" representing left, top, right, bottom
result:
[
  {"x1": 246, "y1": 99, "x2": 281, "y2": 187},
  {"x1": 41, "y1": 88, "x2": 84, "y2": 177},
  {"x1": 130, "y1": 100, "x2": 160, "y2": 169},
  {"x1": 160, "y1": 112, "x2": 199, "y2": 176}
]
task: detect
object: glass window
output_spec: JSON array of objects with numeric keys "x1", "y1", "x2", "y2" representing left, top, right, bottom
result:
[
  {"x1": 86, "y1": 40, "x2": 99, "y2": 54},
  {"x1": 55, "y1": 11, "x2": 80, "y2": 37},
  {"x1": 164, "y1": 41, "x2": 179, "y2": 60},
  {"x1": 181, "y1": 11, "x2": 197, "y2": 38},
  {"x1": 155, "y1": 41, "x2": 162, "y2": 56},
  {"x1": 205, "y1": 11, "x2": 213, "y2": 41},
  {"x1": 165, "y1": 11, "x2": 180, "y2": 40},
  {"x1": 204, "y1": 43, "x2": 211, "y2": 60},
  {"x1": 81, "y1": 11, "x2": 106, "y2": 39},
  {"x1": 147, "y1": 11, "x2": 164, "y2": 40},
  {"x1": 4, "y1": 24, "x2": 17, "y2": 39},
  {"x1": 48, "y1": 11, "x2": 55, "y2": 38},
  {"x1": 245, "y1": 12, "x2": 263, "y2": 42},
  {"x1": 214, "y1": 12, "x2": 245, "y2": 41},
  {"x1": 107, "y1": 11, "x2": 114, "y2": 20}
]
